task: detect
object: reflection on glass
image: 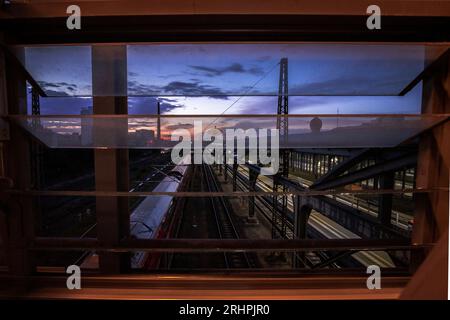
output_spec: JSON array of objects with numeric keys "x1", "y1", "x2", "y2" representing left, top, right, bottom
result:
[{"x1": 12, "y1": 114, "x2": 446, "y2": 149}]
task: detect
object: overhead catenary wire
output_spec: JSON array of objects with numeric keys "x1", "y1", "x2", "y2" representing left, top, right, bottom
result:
[{"x1": 206, "y1": 61, "x2": 280, "y2": 129}]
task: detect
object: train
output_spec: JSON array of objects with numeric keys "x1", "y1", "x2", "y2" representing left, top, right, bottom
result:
[
  {"x1": 81, "y1": 156, "x2": 190, "y2": 270},
  {"x1": 130, "y1": 156, "x2": 190, "y2": 269}
]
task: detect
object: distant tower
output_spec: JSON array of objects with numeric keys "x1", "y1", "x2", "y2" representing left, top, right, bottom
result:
[
  {"x1": 273, "y1": 57, "x2": 289, "y2": 240},
  {"x1": 277, "y1": 57, "x2": 289, "y2": 177},
  {"x1": 157, "y1": 100, "x2": 161, "y2": 141},
  {"x1": 336, "y1": 106, "x2": 339, "y2": 128}
]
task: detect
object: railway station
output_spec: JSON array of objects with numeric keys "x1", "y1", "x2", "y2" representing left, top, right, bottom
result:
[{"x1": 0, "y1": 0, "x2": 449, "y2": 300}]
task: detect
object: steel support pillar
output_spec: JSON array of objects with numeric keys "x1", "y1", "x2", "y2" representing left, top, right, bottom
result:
[
  {"x1": 294, "y1": 196, "x2": 311, "y2": 240},
  {"x1": 378, "y1": 171, "x2": 394, "y2": 226},
  {"x1": 408, "y1": 50, "x2": 450, "y2": 294},
  {"x1": 232, "y1": 163, "x2": 238, "y2": 192},
  {"x1": 247, "y1": 169, "x2": 258, "y2": 223},
  {"x1": 30, "y1": 87, "x2": 43, "y2": 190},
  {"x1": 273, "y1": 57, "x2": 289, "y2": 240},
  {"x1": 271, "y1": 177, "x2": 280, "y2": 239},
  {"x1": 3, "y1": 47, "x2": 35, "y2": 283},
  {"x1": 223, "y1": 151, "x2": 228, "y2": 182},
  {"x1": 293, "y1": 196, "x2": 311, "y2": 268},
  {"x1": 156, "y1": 100, "x2": 161, "y2": 141}
]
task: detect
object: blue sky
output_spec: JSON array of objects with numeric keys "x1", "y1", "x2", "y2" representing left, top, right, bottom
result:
[{"x1": 25, "y1": 44, "x2": 427, "y2": 115}]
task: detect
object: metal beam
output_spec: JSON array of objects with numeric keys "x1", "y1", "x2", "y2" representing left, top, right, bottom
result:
[
  {"x1": 411, "y1": 46, "x2": 450, "y2": 280},
  {"x1": 399, "y1": 48, "x2": 450, "y2": 96},
  {"x1": 5, "y1": 187, "x2": 433, "y2": 198},
  {"x1": 293, "y1": 148, "x2": 356, "y2": 157},
  {"x1": 235, "y1": 164, "x2": 409, "y2": 239},
  {"x1": 29, "y1": 237, "x2": 423, "y2": 252},
  {"x1": 3, "y1": 46, "x2": 35, "y2": 280},
  {"x1": 294, "y1": 196, "x2": 311, "y2": 239},
  {"x1": 310, "y1": 148, "x2": 371, "y2": 189},
  {"x1": 311, "y1": 251, "x2": 354, "y2": 269},
  {"x1": 311, "y1": 152, "x2": 417, "y2": 191},
  {"x1": 2, "y1": 15, "x2": 450, "y2": 45},
  {"x1": 2, "y1": 1, "x2": 450, "y2": 19},
  {"x1": 378, "y1": 171, "x2": 395, "y2": 226},
  {"x1": 0, "y1": 44, "x2": 46, "y2": 97}
]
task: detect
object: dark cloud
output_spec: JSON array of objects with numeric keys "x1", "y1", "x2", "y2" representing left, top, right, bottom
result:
[
  {"x1": 159, "y1": 97, "x2": 179, "y2": 103},
  {"x1": 129, "y1": 79, "x2": 230, "y2": 100},
  {"x1": 127, "y1": 80, "x2": 161, "y2": 96},
  {"x1": 157, "y1": 73, "x2": 185, "y2": 80},
  {"x1": 128, "y1": 96, "x2": 180, "y2": 114},
  {"x1": 160, "y1": 102, "x2": 179, "y2": 113},
  {"x1": 39, "y1": 83, "x2": 60, "y2": 88},
  {"x1": 189, "y1": 63, "x2": 264, "y2": 77},
  {"x1": 42, "y1": 90, "x2": 70, "y2": 97},
  {"x1": 223, "y1": 119, "x2": 276, "y2": 130},
  {"x1": 38, "y1": 81, "x2": 80, "y2": 96},
  {"x1": 162, "y1": 81, "x2": 229, "y2": 99}
]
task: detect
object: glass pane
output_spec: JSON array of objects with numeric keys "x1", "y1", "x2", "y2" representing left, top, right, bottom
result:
[
  {"x1": 11, "y1": 114, "x2": 448, "y2": 149},
  {"x1": 24, "y1": 46, "x2": 92, "y2": 96},
  {"x1": 128, "y1": 43, "x2": 433, "y2": 96},
  {"x1": 17, "y1": 43, "x2": 450, "y2": 97}
]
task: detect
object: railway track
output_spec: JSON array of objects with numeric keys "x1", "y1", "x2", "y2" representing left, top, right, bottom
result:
[
  {"x1": 171, "y1": 164, "x2": 257, "y2": 269},
  {"x1": 226, "y1": 165, "x2": 316, "y2": 268},
  {"x1": 225, "y1": 165, "x2": 362, "y2": 269},
  {"x1": 202, "y1": 164, "x2": 256, "y2": 269}
]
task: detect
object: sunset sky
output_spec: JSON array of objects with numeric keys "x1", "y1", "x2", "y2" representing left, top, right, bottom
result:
[{"x1": 24, "y1": 43, "x2": 428, "y2": 116}]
